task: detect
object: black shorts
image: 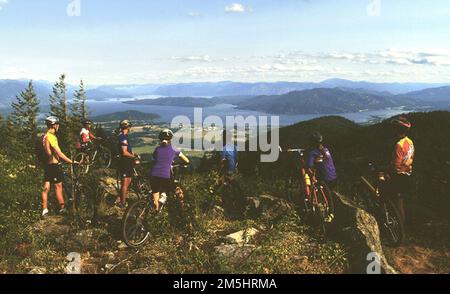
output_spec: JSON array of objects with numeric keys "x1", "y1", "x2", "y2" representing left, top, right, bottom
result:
[
  {"x1": 149, "y1": 176, "x2": 174, "y2": 194},
  {"x1": 389, "y1": 174, "x2": 412, "y2": 199},
  {"x1": 44, "y1": 164, "x2": 63, "y2": 184},
  {"x1": 118, "y1": 158, "x2": 134, "y2": 178}
]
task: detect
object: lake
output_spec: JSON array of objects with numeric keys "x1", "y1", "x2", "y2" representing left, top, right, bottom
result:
[{"x1": 86, "y1": 99, "x2": 411, "y2": 126}]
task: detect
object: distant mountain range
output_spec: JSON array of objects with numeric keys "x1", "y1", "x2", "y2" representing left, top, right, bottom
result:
[
  {"x1": 1, "y1": 78, "x2": 449, "y2": 112},
  {"x1": 235, "y1": 88, "x2": 414, "y2": 115},
  {"x1": 124, "y1": 97, "x2": 217, "y2": 107},
  {"x1": 92, "y1": 110, "x2": 160, "y2": 122},
  {"x1": 397, "y1": 86, "x2": 450, "y2": 102}
]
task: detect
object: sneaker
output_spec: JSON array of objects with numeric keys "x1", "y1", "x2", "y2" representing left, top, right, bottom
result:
[
  {"x1": 159, "y1": 193, "x2": 168, "y2": 205},
  {"x1": 42, "y1": 209, "x2": 49, "y2": 217},
  {"x1": 59, "y1": 208, "x2": 68, "y2": 215}
]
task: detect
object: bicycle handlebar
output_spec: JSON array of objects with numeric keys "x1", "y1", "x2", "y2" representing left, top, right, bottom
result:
[{"x1": 278, "y1": 146, "x2": 306, "y2": 156}]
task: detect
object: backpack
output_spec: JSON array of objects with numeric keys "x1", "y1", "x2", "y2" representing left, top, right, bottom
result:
[{"x1": 34, "y1": 134, "x2": 48, "y2": 167}]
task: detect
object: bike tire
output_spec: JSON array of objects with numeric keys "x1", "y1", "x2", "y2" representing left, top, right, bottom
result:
[
  {"x1": 132, "y1": 175, "x2": 152, "y2": 200},
  {"x1": 122, "y1": 199, "x2": 152, "y2": 248},
  {"x1": 96, "y1": 146, "x2": 112, "y2": 169},
  {"x1": 314, "y1": 183, "x2": 334, "y2": 236},
  {"x1": 379, "y1": 200, "x2": 405, "y2": 246},
  {"x1": 74, "y1": 183, "x2": 96, "y2": 226}
]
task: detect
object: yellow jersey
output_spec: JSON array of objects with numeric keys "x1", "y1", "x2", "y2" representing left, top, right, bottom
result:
[{"x1": 43, "y1": 131, "x2": 60, "y2": 164}]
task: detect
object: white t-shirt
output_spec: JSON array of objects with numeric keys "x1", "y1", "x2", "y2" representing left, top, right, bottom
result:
[{"x1": 80, "y1": 128, "x2": 91, "y2": 142}]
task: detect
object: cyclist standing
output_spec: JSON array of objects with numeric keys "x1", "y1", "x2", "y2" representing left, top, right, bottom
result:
[
  {"x1": 221, "y1": 129, "x2": 238, "y2": 176},
  {"x1": 149, "y1": 129, "x2": 190, "y2": 212},
  {"x1": 80, "y1": 119, "x2": 99, "y2": 147},
  {"x1": 307, "y1": 132, "x2": 338, "y2": 191},
  {"x1": 116, "y1": 120, "x2": 136, "y2": 208},
  {"x1": 389, "y1": 116, "x2": 414, "y2": 226},
  {"x1": 219, "y1": 129, "x2": 243, "y2": 218},
  {"x1": 41, "y1": 116, "x2": 77, "y2": 217}
]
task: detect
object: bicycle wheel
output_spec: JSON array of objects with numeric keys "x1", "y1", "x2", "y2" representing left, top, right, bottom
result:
[
  {"x1": 132, "y1": 175, "x2": 152, "y2": 200},
  {"x1": 122, "y1": 199, "x2": 152, "y2": 248},
  {"x1": 96, "y1": 146, "x2": 112, "y2": 169},
  {"x1": 379, "y1": 200, "x2": 405, "y2": 246},
  {"x1": 73, "y1": 152, "x2": 90, "y2": 177},
  {"x1": 74, "y1": 183, "x2": 96, "y2": 225},
  {"x1": 311, "y1": 183, "x2": 335, "y2": 236}
]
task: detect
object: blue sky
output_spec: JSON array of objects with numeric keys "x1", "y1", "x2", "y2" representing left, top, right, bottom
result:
[{"x1": 0, "y1": 0, "x2": 449, "y2": 85}]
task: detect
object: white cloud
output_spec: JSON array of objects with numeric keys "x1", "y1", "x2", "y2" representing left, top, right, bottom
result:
[
  {"x1": 171, "y1": 55, "x2": 212, "y2": 62},
  {"x1": 0, "y1": 0, "x2": 9, "y2": 11},
  {"x1": 225, "y1": 3, "x2": 247, "y2": 13},
  {"x1": 188, "y1": 11, "x2": 201, "y2": 17}
]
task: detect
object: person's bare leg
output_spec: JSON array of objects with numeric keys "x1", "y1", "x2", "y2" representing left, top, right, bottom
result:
[
  {"x1": 153, "y1": 192, "x2": 160, "y2": 211},
  {"x1": 55, "y1": 182, "x2": 65, "y2": 209},
  {"x1": 121, "y1": 177, "x2": 132, "y2": 205},
  {"x1": 42, "y1": 182, "x2": 51, "y2": 210}
]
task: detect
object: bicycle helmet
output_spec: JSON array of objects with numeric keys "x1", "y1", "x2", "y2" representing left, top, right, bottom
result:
[
  {"x1": 45, "y1": 116, "x2": 60, "y2": 127},
  {"x1": 391, "y1": 116, "x2": 411, "y2": 130},
  {"x1": 310, "y1": 131, "x2": 324, "y2": 144},
  {"x1": 119, "y1": 120, "x2": 132, "y2": 130},
  {"x1": 159, "y1": 129, "x2": 174, "y2": 141},
  {"x1": 82, "y1": 119, "x2": 93, "y2": 125}
]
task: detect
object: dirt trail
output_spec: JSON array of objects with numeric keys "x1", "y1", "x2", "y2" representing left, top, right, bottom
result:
[{"x1": 384, "y1": 206, "x2": 450, "y2": 274}]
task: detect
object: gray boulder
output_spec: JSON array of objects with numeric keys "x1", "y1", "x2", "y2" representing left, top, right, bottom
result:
[{"x1": 333, "y1": 193, "x2": 397, "y2": 274}]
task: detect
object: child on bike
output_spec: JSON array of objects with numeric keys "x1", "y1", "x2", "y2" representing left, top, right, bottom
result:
[
  {"x1": 307, "y1": 132, "x2": 338, "y2": 191},
  {"x1": 149, "y1": 129, "x2": 190, "y2": 212}
]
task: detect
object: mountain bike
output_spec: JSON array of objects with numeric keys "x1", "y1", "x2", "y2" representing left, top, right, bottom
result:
[
  {"x1": 352, "y1": 163, "x2": 405, "y2": 246},
  {"x1": 279, "y1": 147, "x2": 335, "y2": 235},
  {"x1": 115, "y1": 156, "x2": 152, "y2": 200},
  {"x1": 121, "y1": 163, "x2": 188, "y2": 248},
  {"x1": 214, "y1": 164, "x2": 245, "y2": 219},
  {"x1": 59, "y1": 163, "x2": 97, "y2": 225},
  {"x1": 73, "y1": 139, "x2": 112, "y2": 177}
]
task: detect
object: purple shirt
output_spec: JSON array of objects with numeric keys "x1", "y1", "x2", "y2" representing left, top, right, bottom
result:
[
  {"x1": 150, "y1": 144, "x2": 181, "y2": 179},
  {"x1": 308, "y1": 147, "x2": 337, "y2": 182}
]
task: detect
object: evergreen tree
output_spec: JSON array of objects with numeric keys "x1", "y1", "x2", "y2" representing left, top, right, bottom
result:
[
  {"x1": 0, "y1": 113, "x2": 5, "y2": 153},
  {"x1": 69, "y1": 79, "x2": 90, "y2": 146},
  {"x1": 49, "y1": 74, "x2": 70, "y2": 148},
  {"x1": 10, "y1": 80, "x2": 40, "y2": 150},
  {"x1": 73, "y1": 79, "x2": 88, "y2": 119}
]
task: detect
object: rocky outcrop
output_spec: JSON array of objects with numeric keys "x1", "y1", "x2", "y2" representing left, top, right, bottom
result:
[
  {"x1": 214, "y1": 244, "x2": 256, "y2": 263},
  {"x1": 333, "y1": 193, "x2": 397, "y2": 274},
  {"x1": 225, "y1": 228, "x2": 259, "y2": 245},
  {"x1": 245, "y1": 194, "x2": 295, "y2": 220}
]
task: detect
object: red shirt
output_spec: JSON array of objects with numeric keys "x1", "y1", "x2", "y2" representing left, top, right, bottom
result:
[{"x1": 392, "y1": 136, "x2": 415, "y2": 175}]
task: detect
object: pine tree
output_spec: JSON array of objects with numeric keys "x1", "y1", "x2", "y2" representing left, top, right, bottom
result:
[
  {"x1": 10, "y1": 80, "x2": 40, "y2": 150},
  {"x1": 74, "y1": 79, "x2": 88, "y2": 120},
  {"x1": 49, "y1": 74, "x2": 70, "y2": 148},
  {"x1": 69, "y1": 79, "x2": 90, "y2": 146}
]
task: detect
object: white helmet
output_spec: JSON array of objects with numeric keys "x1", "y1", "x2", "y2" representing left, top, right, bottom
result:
[{"x1": 45, "y1": 116, "x2": 60, "y2": 127}]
